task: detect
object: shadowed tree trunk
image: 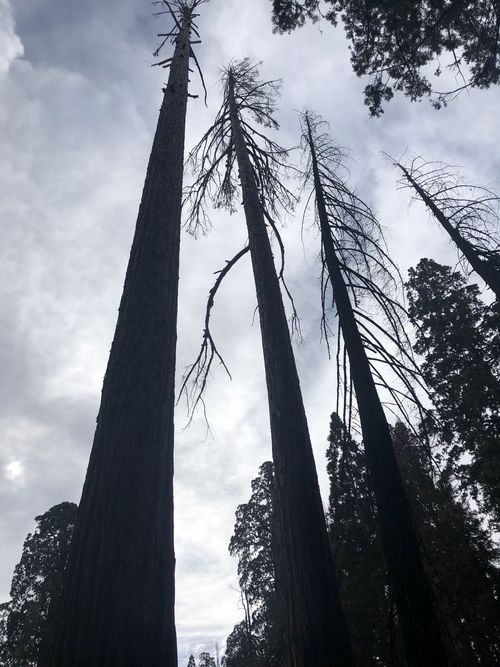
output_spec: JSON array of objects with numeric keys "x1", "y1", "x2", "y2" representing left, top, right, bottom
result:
[
  {"x1": 226, "y1": 69, "x2": 354, "y2": 667},
  {"x1": 305, "y1": 116, "x2": 448, "y2": 667},
  {"x1": 42, "y1": 3, "x2": 202, "y2": 665},
  {"x1": 396, "y1": 160, "x2": 500, "y2": 301}
]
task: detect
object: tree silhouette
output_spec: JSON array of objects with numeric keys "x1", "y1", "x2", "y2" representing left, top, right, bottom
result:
[
  {"x1": 271, "y1": 1, "x2": 500, "y2": 115},
  {"x1": 406, "y1": 258, "x2": 500, "y2": 521},
  {"x1": 392, "y1": 156, "x2": 500, "y2": 301},
  {"x1": 302, "y1": 111, "x2": 448, "y2": 666},
  {"x1": 44, "y1": 3, "x2": 207, "y2": 665},
  {"x1": 226, "y1": 462, "x2": 285, "y2": 667},
  {"x1": 0, "y1": 503, "x2": 76, "y2": 667},
  {"x1": 184, "y1": 60, "x2": 354, "y2": 666}
]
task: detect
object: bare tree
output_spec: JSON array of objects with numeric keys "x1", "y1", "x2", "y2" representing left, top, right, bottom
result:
[
  {"x1": 43, "y1": 3, "x2": 207, "y2": 665},
  {"x1": 184, "y1": 60, "x2": 354, "y2": 667},
  {"x1": 302, "y1": 112, "x2": 449, "y2": 667},
  {"x1": 391, "y1": 156, "x2": 500, "y2": 300}
]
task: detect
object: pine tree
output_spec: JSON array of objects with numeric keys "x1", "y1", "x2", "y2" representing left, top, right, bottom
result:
[
  {"x1": 326, "y1": 414, "x2": 500, "y2": 666},
  {"x1": 302, "y1": 112, "x2": 448, "y2": 666},
  {"x1": 0, "y1": 503, "x2": 77, "y2": 667},
  {"x1": 226, "y1": 462, "x2": 285, "y2": 667},
  {"x1": 406, "y1": 258, "x2": 500, "y2": 520},
  {"x1": 187, "y1": 655, "x2": 197, "y2": 667},
  {"x1": 393, "y1": 422, "x2": 500, "y2": 666},
  {"x1": 185, "y1": 60, "x2": 353, "y2": 666},
  {"x1": 45, "y1": 3, "x2": 207, "y2": 664},
  {"x1": 199, "y1": 651, "x2": 216, "y2": 667},
  {"x1": 326, "y1": 415, "x2": 400, "y2": 666}
]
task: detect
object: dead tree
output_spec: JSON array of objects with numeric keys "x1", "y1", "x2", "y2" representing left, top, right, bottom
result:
[
  {"x1": 183, "y1": 60, "x2": 354, "y2": 667},
  {"x1": 302, "y1": 112, "x2": 449, "y2": 667},
  {"x1": 391, "y1": 156, "x2": 500, "y2": 301},
  {"x1": 43, "y1": 3, "x2": 207, "y2": 665}
]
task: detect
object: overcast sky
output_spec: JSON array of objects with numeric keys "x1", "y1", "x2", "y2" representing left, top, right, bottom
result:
[{"x1": 1, "y1": 0, "x2": 500, "y2": 663}]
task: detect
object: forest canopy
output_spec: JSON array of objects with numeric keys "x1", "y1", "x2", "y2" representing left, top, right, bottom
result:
[{"x1": 271, "y1": 0, "x2": 500, "y2": 114}]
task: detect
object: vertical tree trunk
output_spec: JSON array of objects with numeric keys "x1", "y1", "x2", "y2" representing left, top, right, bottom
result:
[
  {"x1": 44, "y1": 9, "x2": 194, "y2": 667},
  {"x1": 306, "y1": 121, "x2": 449, "y2": 667},
  {"x1": 227, "y1": 74, "x2": 354, "y2": 667},
  {"x1": 400, "y1": 165, "x2": 500, "y2": 301}
]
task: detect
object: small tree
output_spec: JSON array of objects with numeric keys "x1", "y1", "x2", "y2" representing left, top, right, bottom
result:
[
  {"x1": 227, "y1": 462, "x2": 285, "y2": 667},
  {"x1": 0, "y1": 503, "x2": 76, "y2": 667},
  {"x1": 185, "y1": 60, "x2": 354, "y2": 666},
  {"x1": 45, "y1": 3, "x2": 207, "y2": 665},
  {"x1": 187, "y1": 655, "x2": 197, "y2": 667},
  {"x1": 199, "y1": 651, "x2": 216, "y2": 667}
]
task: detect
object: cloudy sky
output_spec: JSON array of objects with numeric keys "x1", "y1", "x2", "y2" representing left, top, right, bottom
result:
[{"x1": 1, "y1": 0, "x2": 500, "y2": 663}]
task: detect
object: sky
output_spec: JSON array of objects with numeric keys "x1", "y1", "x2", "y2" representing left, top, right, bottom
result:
[{"x1": 1, "y1": 0, "x2": 500, "y2": 663}]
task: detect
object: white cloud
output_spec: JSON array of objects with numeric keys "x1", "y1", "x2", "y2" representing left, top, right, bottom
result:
[{"x1": 1, "y1": 0, "x2": 500, "y2": 665}]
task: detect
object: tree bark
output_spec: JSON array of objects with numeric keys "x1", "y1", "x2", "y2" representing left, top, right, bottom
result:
[
  {"x1": 227, "y1": 75, "x2": 354, "y2": 667},
  {"x1": 43, "y1": 9, "x2": 193, "y2": 666},
  {"x1": 400, "y1": 165, "x2": 500, "y2": 301},
  {"x1": 306, "y1": 120, "x2": 449, "y2": 667}
]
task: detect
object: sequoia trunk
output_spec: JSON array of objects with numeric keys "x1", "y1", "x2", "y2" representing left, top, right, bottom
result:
[
  {"x1": 307, "y1": 121, "x2": 448, "y2": 667},
  {"x1": 228, "y1": 75, "x2": 354, "y2": 667},
  {"x1": 44, "y1": 9, "x2": 193, "y2": 667}
]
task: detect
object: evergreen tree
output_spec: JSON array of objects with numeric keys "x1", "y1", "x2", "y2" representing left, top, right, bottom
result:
[
  {"x1": 226, "y1": 462, "x2": 285, "y2": 667},
  {"x1": 271, "y1": 1, "x2": 500, "y2": 115},
  {"x1": 45, "y1": 3, "x2": 207, "y2": 665},
  {"x1": 393, "y1": 422, "x2": 500, "y2": 666},
  {"x1": 0, "y1": 503, "x2": 76, "y2": 666},
  {"x1": 199, "y1": 651, "x2": 216, "y2": 667},
  {"x1": 302, "y1": 112, "x2": 447, "y2": 666},
  {"x1": 185, "y1": 60, "x2": 353, "y2": 666},
  {"x1": 406, "y1": 258, "x2": 500, "y2": 521},
  {"x1": 187, "y1": 655, "x2": 197, "y2": 667},
  {"x1": 326, "y1": 412, "x2": 500, "y2": 666},
  {"x1": 326, "y1": 415, "x2": 400, "y2": 666}
]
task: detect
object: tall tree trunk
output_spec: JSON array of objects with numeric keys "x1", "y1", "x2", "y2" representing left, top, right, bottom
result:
[
  {"x1": 227, "y1": 74, "x2": 354, "y2": 667},
  {"x1": 43, "y1": 8, "x2": 194, "y2": 666},
  {"x1": 399, "y1": 165, "x2": 500, "y2": 301},
  {"x1": 306, "y1": 120, "x2": 448, "y2": 667}
]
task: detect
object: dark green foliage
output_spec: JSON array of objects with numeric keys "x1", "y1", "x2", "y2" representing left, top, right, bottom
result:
[
  {"x1": 406, "y1": 258, "x2": 500, "y2": 521},
  {"x1": 326, "y1": 414, "x2": 401, "y2": 666},
  {"x1": 187, "y1": 654, "x2": 197, "y2": 667},
  {"x1": 225, "y1": 462, "x2": 285, "y2": 667},
  {"x1": 271, "y1": 1, "x2": 500, "y2": 115},
  {"x1": 0, "y1": 502, "x2": 77, "y2": 666},
  {"x1": 393, "y1": 423, "x2": 500, "y2": 666},
  {"x1": 326, "y1": 411, "x2": 500, "y2": 665},
  {"x1": 199, "y1": 651, "x2": 216, "y2": 667}
]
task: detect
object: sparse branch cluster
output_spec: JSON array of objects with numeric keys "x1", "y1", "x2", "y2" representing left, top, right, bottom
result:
[
  {"x1": 302, "y1": 113, "x2": 428, "y2": 431},
  {"x1": 395, "y1": 156, "x2": 500, "y2": 263}
]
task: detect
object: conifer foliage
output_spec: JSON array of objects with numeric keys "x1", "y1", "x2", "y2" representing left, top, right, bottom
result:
[
  {"x1": 271, "y1": 1, "x2": 500, "y2": 115},
  {"x1": 406, "y1": 258, "x2": 500, "y2": 521},
  {"x1": 0, "y1": 503, "x2": 77, "y2": 667}
]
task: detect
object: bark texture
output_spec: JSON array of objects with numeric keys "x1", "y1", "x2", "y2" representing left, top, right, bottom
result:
[
  {"x1": 307, "y1": 121, "x2": 449, "y2": 667},
  {"x1": 228, "y1": 74, "x2": 354, "y2": 667},
  {"x1": 43, "y1": 10, "x2": 193, "y2": 667},
  {"x1": 401, "y1": 166, "x2": 500, "y2": 301}
]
